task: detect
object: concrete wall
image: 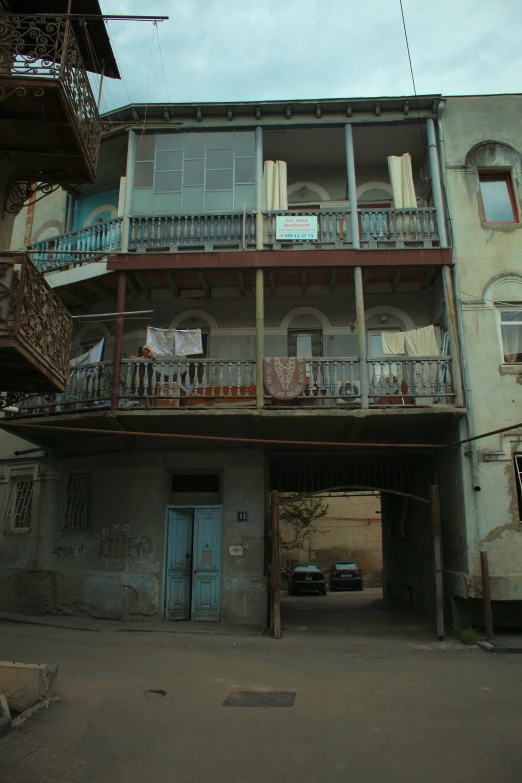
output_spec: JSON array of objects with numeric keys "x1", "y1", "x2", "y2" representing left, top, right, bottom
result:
[
  {"x1": 280, "y1": 493, "x2": 383, "y2": 584},
  {"x1": 0, "y1": 448, "x2": 267, "y2": 628},
  {"x1": 443, "y1": 95, "x2": 522, "y2": 609}
]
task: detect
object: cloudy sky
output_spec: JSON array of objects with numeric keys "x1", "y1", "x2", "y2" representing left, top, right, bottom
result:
[{"x1": 97, "y1": 0, "x2": 521, "y2": 112}]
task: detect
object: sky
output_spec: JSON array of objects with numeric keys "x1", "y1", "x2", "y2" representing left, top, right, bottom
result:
[{"x1": 96, "y1": 0, "x2": 522, "y2": 112}]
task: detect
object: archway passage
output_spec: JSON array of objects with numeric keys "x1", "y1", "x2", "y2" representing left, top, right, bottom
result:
[{"x1": 269, "y1": 451, "x2": 444, "y2": 641}]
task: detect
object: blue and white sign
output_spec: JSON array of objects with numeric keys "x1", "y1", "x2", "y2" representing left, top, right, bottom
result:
[{"x1": 276, "y1": 215, "x2": 318, "y2": 241}]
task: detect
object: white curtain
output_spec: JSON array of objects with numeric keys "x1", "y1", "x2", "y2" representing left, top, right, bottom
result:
[
  {"x1": 404, "y1": 325, "x2": 439, "y2": 357},
  {"x1": 382, "y1": 332, "x2": 405, "y2": 355},
  {"x1": 387, "y1": 153, "x2": 417, "y2": 208},
  {"x1": 502, "y1": 324, "x2": 522, "y2": 363},
  {"x1": 263, "y1": 161, "x2": 288, "y2": 210},
  {"x1": 70, "y1": 338, "x2": 104, "y2": 367}
]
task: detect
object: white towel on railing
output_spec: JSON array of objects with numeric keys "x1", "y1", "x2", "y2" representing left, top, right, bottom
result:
[
  {"x1": 382, "y1": 332, "x2": 405, "y2": 355},
  {"x1": 70, "y1": 338, "x2": 104, "y2": 367},
  {"x1": 146, "y1": 327, "x2": 203, "y2": 357},
  {"x1": 387, "y1": 153, "x2": 417, "y2": 208},
  {"x1": 404, "y1": 325, "x2": 439, "y2": 357}
]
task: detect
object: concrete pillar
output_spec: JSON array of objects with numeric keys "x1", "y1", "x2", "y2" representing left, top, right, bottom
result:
[
  {"x1": 426, "y1": 119, "x2": 448, "y2": 248},
  {"x1": 255, "y1": 268, "x2": 264, "y2": 408},
  {"x1": 255, "y1": 127, "x2": 263, "y2": 250},
  {"x1": 120, "y1": 129, "x2": 136, "y2": 253},
  {"x1": 344, "y1": 124, "x2": 359, "y2": 249},
  {"x1": 354, "y1": 266, "x2": 369, "y2": 408}
]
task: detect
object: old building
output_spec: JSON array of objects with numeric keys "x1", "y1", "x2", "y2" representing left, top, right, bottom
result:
[{"x1": 2, "y1": 91, "x2": 519, "y2": 632}]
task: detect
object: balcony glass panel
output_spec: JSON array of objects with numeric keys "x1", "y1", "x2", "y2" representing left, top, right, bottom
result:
[
  {"x1": 234, "y1": 184, "x2": 255, "y2": 211},
  {"x1": 206, "y1": 149, "x2": 234, "y2": 169},
  {"x1": 184, "y1": 133, "x2": 206, "y2": 158},
  {"x1": 156, "y1": 150, "x2": 183, "y2": 172},
  {"x1": 153, "y1": 193, "x2": 181, "y2": 213},
  {"x1": 206, "y1": 132, "x2": 235, "y2": 149},
  {"x1": 206, "y1": 169, "x2": 233, "y2": 190},
  {"x1": 205, "y1": 191, "x2": 233, "y2": 211},
  {"x1": 134, "y1": 162, "x2": 154, "y2": 188},
  {"x1": 182, "y1": 186, "x2": 204, "y2": 212},
  {"x1": 154, "y1": 171, "x2": 182, "y2": 193},
  {"x1": 184, "y1": 159, "x2": 205, "y2": 186},
  {"x1": 234, "y1": 132, "x2": 255, "y2": 157},
  {"x1": 235, "y1": 157, "x2": 255, "y2": 184},
  {"x1": 156, "y1": 134, "x2": 184, "y2": 151},
  {"x1": 132, "y1": 188, "x2": 153, "y2": 213},
  {"x1": 135, "y1": 135, "x2": 156, "y2": 161}
]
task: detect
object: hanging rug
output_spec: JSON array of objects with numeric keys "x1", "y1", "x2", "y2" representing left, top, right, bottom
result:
[{"x1": 263, "y1": 357, "x2": 306, "y2": 401}]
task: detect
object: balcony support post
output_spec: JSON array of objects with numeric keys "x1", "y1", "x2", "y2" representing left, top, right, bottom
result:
[
  {"x1": 354, "y1": 266, "x2": 369, "y2": 408},
  {"x1": 344, "y1": 123, "x2": 359, "y2": 249},
  {"x1": 255, "y1": 268, "x2": 264, "y2": 408},
  {"x1": 255, "y1": 127, "x2": 263, "y2": 250},
  {"x1": 121, "y1": 129, "x2": 136, "y2": 252},
  {"x1": 441, "y1": 265, "x2": 464, "y2": 406},
  {"x1": 110, "y1": 272, "x2": 127, "y2": 410},
  {"x1": 426, "y1": 119, "x2": 448, "y2": 248}
]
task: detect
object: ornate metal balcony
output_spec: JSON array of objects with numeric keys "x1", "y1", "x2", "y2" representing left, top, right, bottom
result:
[
  {"x1": 0, "y1": 15, "x2": 102, "y2": 183},
  {"x1": 0, "y1": 253, "x2": 72, "y2": 393}
]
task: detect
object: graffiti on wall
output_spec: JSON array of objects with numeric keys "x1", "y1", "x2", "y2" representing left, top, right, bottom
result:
[{"x1": 51, "y1": 523, "x2": 159, "y2": 572}]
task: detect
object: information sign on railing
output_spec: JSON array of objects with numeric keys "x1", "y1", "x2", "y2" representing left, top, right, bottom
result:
[{"x1": 275, "y1": 215, "x2": 318, "y2": 241}]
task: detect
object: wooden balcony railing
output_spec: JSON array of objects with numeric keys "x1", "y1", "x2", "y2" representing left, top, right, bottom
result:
[
  {"x1": 128, "y1": 213, "x2": 257, "y2": 252},
  {"x1": 0, "y1": 253, "x2": 72, "y2": 392},
  {"x1": 359, "y1": 208, "x2": 438, "y2": 248},
  {"x1": 0, "y1": 15, "x2": 101, "y2": 179},
  {"x1": 31, "y1": 218, "x2": 122, "y2": 272},
  {"x1": 13, "y1": 355, "x2": 455, "y2": 415}
]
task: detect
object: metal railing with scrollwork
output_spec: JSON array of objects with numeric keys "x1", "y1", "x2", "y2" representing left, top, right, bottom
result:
[{"x1": 0, "y1": 15, "x2": 101, "y2": 177}]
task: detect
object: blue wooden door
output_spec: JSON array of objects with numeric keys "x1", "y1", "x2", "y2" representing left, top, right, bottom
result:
[
  {"x1": 192, "y1": 508, "x2": 222, "y2": 622},
  {"x1": 166, "y1": 509, "x2": 193, "y2": 620}
]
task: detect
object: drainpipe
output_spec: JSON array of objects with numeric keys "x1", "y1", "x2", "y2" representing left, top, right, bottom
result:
[
  {"x1": 255, "y1": 127, "x2": 263, "y2": 251},
  {"x1": 120, "y1": 129, "x2": 136, "y2": 253},
  {"x1": 436, "y1": 111, "x2": 480, "y2": 491},
  {"x1": 354, "y1": 267, "x2": 369, "y2": 408},
  {"x1": 255, "y1": 268, "x2": 264, "y2": 409},
  {"x1": 344, "y1": 123, "x2": 359, "y2": 250},
  {"x1": 426, "y1": 118, "x2": 448, "y2": 248}
]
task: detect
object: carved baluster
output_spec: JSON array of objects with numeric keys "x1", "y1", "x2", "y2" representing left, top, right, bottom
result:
[
  {"x1": 175, "y1": 216, "x2": 181, "y2": 247},
  {"x1": 218, "y1": 362, "x2": 224, "y2": 396}
]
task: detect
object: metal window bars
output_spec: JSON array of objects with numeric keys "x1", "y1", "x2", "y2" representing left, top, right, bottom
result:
[
  {"x1": 3, "y1": 478, "x2": 33, "y2": 529},
  {"x1": 62, "y1": 472, "x2": 92, "y2": 530}
]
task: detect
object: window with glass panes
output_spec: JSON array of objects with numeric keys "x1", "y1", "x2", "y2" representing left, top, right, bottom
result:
[
  {"x1": 499, "y1": 308, "x2": 522, "y2": 363},
  {"x1": 479, "y1": 171, "x2": 518, "y2": 223},
  {"x1": 131, "y1": 132, "x2": 255, "y2": 215}
]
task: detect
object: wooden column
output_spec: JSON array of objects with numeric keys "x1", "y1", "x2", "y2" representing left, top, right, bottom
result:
[
  {"x1": 344, "y1": 123, "x2": 359, "y2": 249},
  {"x1": 271, "y1": 489, "x2": 281, "y2": 639},
  {"x1": 255, "y1": 268, "x2": 264, "y2": 409},
  {"x1": 255, "y1": 127, "x2": 264, "y2": 250},
  {"x1": 120, "y1": 129, "x2": 136, "y2": 252},
  {"x1": 110, "y1": 272, "x2": 127, "y2": 410},
  {"x1": 430, "y1": 484, "x2": 445, "y2": 640},
  {"x1": 354, "y1": 266, "x2": 369, "y2": 408},
  {"x1": 441, "y1": 265, "x2": 464, "y2": 406}
]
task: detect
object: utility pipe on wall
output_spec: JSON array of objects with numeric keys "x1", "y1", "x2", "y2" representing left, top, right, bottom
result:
[
  {"x1": 354, "y1": 266, "x2": 369, "y2": 408},
  {"x1": 344, "y1": 124, "x2": 359, "y2": 249},
  {"x1": 426, "y1": 118, "x2": 448, "y2": 248},
  {"x1": 255, "y1": 268, "x2": 264, "y2": 409},
  {"x1": 255, "y1": 127, "x2": 264, "y2": 251}
]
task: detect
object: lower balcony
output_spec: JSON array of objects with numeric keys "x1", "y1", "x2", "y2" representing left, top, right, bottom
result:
[{"x1": 13, "y1": 355, "x2": 456, "y2": 416}]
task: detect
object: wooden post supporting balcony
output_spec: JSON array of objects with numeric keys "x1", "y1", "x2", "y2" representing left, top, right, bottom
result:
[
  {"x1": 121, "y1": 129, "x2": 136, "y2": 253},
  {"x1": 255, "y1": 127, "x2": 263, "y2": 251},
  {"x1": 344, "y1": 123, "x2": 359, "y2": 250},
  {"x1": 111, "y1": 272, "x2": 127, "y2": 410},
  {"x1": 441, "y1": 265, "x2": 464, "y2": 406},
  {"x1": 255, "y1": 268, "x2": 264, "y2": 409},
  {"x1": 354, "y1": 266, "x2": 369, "y2": 408}
]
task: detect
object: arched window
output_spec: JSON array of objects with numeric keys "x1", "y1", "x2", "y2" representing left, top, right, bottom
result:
[{"x1": 466, "y1": 142, "x2": 521, "y2": 225}]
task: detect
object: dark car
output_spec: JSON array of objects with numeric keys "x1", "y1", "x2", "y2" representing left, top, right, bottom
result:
[
  {"x1": 288, "y1": 564, "x2": 327, "y2": 596},
  {"x1": 329, "y1": 562, "x2": 363, "y2": 591}
]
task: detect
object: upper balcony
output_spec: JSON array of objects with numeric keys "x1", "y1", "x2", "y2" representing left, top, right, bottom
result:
[
  {"x1": 21, "y1": 98, "x2": 449, "y2": 272},
  {"x1": 0, "y1": 7, "x2": 119, "y2": 184}
]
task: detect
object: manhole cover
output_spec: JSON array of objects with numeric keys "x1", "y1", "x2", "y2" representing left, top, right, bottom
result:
[{"x1": 223, "y1": 691, "x2": 296, "y2": 707}]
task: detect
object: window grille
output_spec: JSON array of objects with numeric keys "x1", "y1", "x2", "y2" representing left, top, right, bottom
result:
[
  {"x1": 514, "y1": 456, "x2": 522, "y2": 521},
  {"x1": 3, "y1": 477, "x2": 33, "y2": 529},
  {"x1": 287, "y1": 329, "x2": 323, "y2": 357},
  {"x1": 62, "y1": 472, "x2": 92, "y2": 530}
]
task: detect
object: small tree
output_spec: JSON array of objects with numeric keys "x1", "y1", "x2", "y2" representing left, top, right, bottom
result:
[{"x1": 279, "y1": 495, "x2": 329, "y2": 556}]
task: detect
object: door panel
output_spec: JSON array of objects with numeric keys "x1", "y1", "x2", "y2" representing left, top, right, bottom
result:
[
  {"x1": 166, "y1": 509, "x2": 193, "y2": 620},
  {"x1": 192, "y1": 508, "x2": 222, "y2": 621}
]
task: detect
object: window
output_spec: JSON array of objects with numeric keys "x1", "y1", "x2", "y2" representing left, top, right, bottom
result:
[
  {"x1": 62, "y1": 472, "x2": 92, "y2": 530},
  {"x1": 479, "y1": 171, "x2": 518, "y2": 223},
  {"x1": 287, "y1": 329, "x2": 323, "y2": 357},
  {"x1": 3, "y1": 477, "x2": 33, "y2": 529},
  {"x1": 499, "y1": 309, "x2": 522, "y2": 364},
  {"x1": 171, "y1": 474, "x2": 220, "y2": 493},
  {"x1": 514, "y1": 455, "x2": 522, "y2": 521}
]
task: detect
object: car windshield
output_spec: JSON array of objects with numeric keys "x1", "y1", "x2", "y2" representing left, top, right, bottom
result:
[
  {"x1": 294, "y1": 564, "x2": 321, "y2": 571},
  {"x1": 333, "y1": 563, "x2": 358, "y2": 570}
]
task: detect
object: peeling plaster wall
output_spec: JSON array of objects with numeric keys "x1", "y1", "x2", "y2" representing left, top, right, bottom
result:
[
  {"x1": 443, "y1": 95, "x2": 522, "y2": 606},
  {"x1": 0, "y1": 448, "x2": 267, "y2": 627}
]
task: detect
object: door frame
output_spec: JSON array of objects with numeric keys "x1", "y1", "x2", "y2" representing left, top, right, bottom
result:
[{"x1": 163, "y1": 504, "x2": 223, "y2": 621}]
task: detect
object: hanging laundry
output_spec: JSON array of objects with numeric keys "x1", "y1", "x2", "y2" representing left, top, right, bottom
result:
[
  {"x1": 146, "y1": 327, "x2": 203, "y2": 357},
  {"x1": 404, "y1": 325, "x2": 439, "y2": 357},
  {"x1": 382, "y1": 332, "x2": 405, "y2": 355},
  {"x1": 70, "y1": 338, "x2": 104, "y2": 367}
]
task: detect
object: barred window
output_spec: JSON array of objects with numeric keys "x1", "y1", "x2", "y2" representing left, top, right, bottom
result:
[
  {"x1": 3, "y1": 477, "x2": 33, "y2": 529},
  {"x1": 63, "y1": 472, "x2": 92, "y2": 530}
]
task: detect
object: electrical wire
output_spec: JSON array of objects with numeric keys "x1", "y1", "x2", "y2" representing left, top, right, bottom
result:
[
  {"x1": 155, "y1": 20, "x2": 172, "y2": 104},
  {"x1": 136, "y1": 22, "x2": 156, "y2": 154}
]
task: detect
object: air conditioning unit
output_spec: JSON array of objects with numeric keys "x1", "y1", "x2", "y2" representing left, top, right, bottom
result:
[{"x1": 336, "y1": 381, "x2": 360, "y2": 403}]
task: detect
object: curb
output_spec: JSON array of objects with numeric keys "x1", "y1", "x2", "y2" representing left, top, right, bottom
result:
[{"x1": 477, "y1": 640, "x2": 522, "y2": 654}]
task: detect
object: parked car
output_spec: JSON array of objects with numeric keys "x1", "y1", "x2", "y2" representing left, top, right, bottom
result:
[
  {"x1": 329, "y1": 562, "x2": 363, "y2": 591},
  {"x1": 288, "y1": 564, "x2": 327, "y2": 596}
]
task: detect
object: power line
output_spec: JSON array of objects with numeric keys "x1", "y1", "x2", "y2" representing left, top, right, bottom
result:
[
  {"x1": 155, "y1": 21, "x2": 172, "y2": 104},
  {"x1": 136, "y1": 22, "x2": 156, "y2": 154},
  {"x1": 399, "y1": 0, "x2": 418, "y2": 98}
]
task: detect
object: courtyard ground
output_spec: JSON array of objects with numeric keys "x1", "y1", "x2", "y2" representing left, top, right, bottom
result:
[{"x1": 0, "y1": 591, "x2": 521, "y2": 783}]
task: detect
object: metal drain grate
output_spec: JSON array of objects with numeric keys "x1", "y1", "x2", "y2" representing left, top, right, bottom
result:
[{"x1": 223, "y1": 691, "x2": 296, "y2": 708}]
